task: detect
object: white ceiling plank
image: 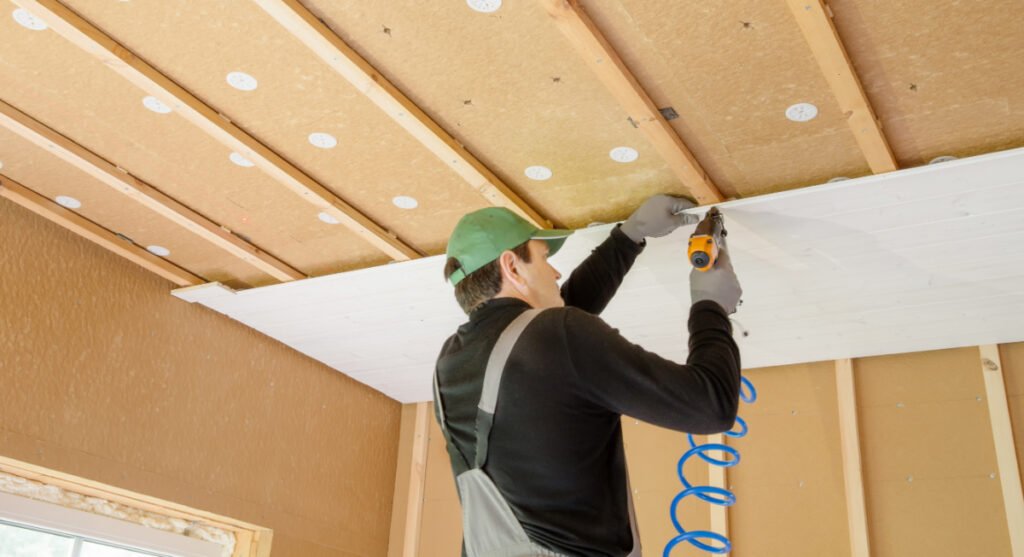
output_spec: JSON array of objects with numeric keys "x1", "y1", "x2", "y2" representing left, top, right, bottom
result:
[{"x1": 174, "y1": 148, "x2": 1024, "y2": 402}]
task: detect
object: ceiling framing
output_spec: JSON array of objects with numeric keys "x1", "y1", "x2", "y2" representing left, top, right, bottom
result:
[{"x1": 1, "y1": 0, "x2": 1021, "y2": 288}]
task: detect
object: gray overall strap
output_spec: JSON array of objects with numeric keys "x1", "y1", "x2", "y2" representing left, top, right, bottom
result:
[
  {"x1": 474, "y1": 308, "x2": 542, "y2": 469},
  {"x1": 433, "y1": 308, "x2": 543, "y2": 472}
]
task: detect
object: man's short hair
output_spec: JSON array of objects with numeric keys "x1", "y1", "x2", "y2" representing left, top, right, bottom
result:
[{"x1": 444, "y1": 242, "x2": 532, "y2": 314}]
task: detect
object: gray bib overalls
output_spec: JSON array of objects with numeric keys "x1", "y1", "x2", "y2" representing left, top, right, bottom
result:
[{"x1": 434, "y1": 309, "x2": 642, "y2": 557}]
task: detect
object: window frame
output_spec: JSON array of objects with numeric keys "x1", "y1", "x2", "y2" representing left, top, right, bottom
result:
[
  {"x1": 0, "y1": 492, "x2": 222, "y2": 557},
  {"x1": 0, "y1": 456, "x2": 271, "y2": 557}
]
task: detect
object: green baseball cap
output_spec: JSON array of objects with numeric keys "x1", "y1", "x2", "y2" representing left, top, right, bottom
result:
[{"x1": 446, "y1": 207, "x2": 574, "y2": 285}]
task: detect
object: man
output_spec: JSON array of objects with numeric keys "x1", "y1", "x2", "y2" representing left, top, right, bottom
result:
[{"x1": 434, "y1": 194, "x2": 743, "y2": 557}]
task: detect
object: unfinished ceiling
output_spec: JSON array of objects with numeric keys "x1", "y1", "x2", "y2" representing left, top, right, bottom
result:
[{"x1": 1, "y1": 0, "x2": 1021, "y2": 289}]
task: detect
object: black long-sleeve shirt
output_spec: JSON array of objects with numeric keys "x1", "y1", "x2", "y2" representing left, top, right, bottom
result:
[{"x1": 434, "y1": 226, "x2": 741, "y2": 556}]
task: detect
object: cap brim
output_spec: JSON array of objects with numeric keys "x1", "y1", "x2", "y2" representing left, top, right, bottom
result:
[{"x1": 532, "y1": 228, "x2": 573, "y2": 257}]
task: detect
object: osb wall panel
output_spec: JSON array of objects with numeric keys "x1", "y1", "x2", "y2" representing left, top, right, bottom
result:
[
  {"x1": 728, "y1": 362, "x2": 849, "y2": 557},
  {"x1": 62, "y1": 0, "x2": 491, "y2": 256},
  {"x1": 830, "y1": 0, "x2": 1024, "y2": 167},
  {"x1": 0, "y1": 198, "x2": 400, "y2": 557},
  {"x1": 0, "y1": 9, "x2": 387, "y2": 280},
  {"x1": 1000, "y1": 342, "x2": 1024, "y2": 486},
  {"x1": 584, "y1": 0, "x2": 871, "y2": 196},
  {"x1": 856, "y1": 348, "x2": 1011, "y2": 556},
  {"x1": 305, "y1": 1, "x2": 688, "y2": 228}
]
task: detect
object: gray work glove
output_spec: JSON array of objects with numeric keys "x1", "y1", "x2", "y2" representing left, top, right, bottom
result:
[
  {"x1": 620, "y1": 194, "x2": 698, "y2": 243},
  {"x1": 690, "y1": 236, "x2": 742, "y2": 314}
]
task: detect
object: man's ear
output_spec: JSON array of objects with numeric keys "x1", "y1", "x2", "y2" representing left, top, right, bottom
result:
[{"x1": 497, "y1": 250, "x2": 525, "y2": 290}]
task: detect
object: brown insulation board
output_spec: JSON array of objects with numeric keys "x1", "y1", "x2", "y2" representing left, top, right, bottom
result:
[
  {"x1": 728, "y1": 362, "x2": 850, "y2": 557},
  {"x1": 419, "y1": 411, "x2": 462, "y2": 557},
  {"x1": 0, "y1": 7, "x2": 388, "y2": 279},
  {"x1": 855, "y1": 347, "x2": 1012, "y2": 556},
  {"x1": 622, "y1": 419, "x2": 711, "y2": 557},
  {"x1": 830, "y1": 0, "x2": 1024, "y2": 167},
  {"x1": 0, "y1": 198, "x2": 401, "y2": 556},
  {"x1": 60, "y1": 0, "x2": 492, "y2": 256},
  {"x1": 414, "y1": 349, "x2": 1021, "y2": 554},
  {"x1": 1001, "y1": 342, "x2": 1024, "y2": 487},
  {"x1": 0, "y1": 124, "x2": 261, "y2": 288},
  {"x1": 584, "y1": 0, "x2": 872, "y2": 196},
  {"x1": 302, "y1": 1, "x2": 690, "y2": 228}
]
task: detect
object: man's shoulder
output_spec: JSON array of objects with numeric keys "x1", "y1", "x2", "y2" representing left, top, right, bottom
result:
[{"x1": 531, "y1": 305, "x2": 609, "y2": 333}]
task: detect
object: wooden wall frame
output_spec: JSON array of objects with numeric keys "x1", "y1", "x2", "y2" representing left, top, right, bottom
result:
[
  {"x1": 387, "y1": 402, "x2": 430, "y2": 557},
  {"x1": 707, "y1": 433, "x2": 730, "y2": 548},
  {"x1": 979, "y1": 345, "x2": 1024, "y2": 556},
  {"x1": 835, "y1": 358, "x2": 871, "y2": 557}
]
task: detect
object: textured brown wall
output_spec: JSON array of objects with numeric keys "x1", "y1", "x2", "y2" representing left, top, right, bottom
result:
[
  {"x1": 417, "y1": 346, "x2": 1024, "y2": 556},
  {"x1": 0, "y1": 198, "x2": 400, "y2": 557}
]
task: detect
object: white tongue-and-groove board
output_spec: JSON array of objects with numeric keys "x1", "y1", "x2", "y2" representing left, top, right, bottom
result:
[{"x1": 174, "y1": 148, "x2": 1024, "y2": 403}]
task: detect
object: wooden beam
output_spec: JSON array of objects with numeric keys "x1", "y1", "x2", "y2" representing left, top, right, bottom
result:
[
  {"x1": 0, "y1": 98, "x2": 304, "y2": 283},
  {"x1": 835, "y1": 358, "x2": 871, "y2": 557},
  {"x1": 786, "y1": 0, "x2": 898, "y2": 174},
  {"x1": 13, "y1": 0, "x2": 421, "y2": 261},
  {"x1": 979, "y1": 345, "x2": 1024, "y2": 557},
  {"x1": 0, "y1": 174, "x2": 205, "y2": 287},
  {"x1": 541, "y1": 0, "x2": 724, "y2": 205},
  {"x1": 387, "y1": 402, "x2": 430, "y2": 557},
  {"x1": 252, "y1": 0, "x2": 553, "y2": 229},
  {"x1": 707, "y1": 433, "x2": 729, "y2": 553}
]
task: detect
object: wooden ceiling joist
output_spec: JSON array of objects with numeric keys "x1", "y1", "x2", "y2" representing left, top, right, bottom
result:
[
  {"x1": 0, "y1": 174, "x2": 204, "y2": 287},
  {"x1": 786, "y1": 0, "x2": 898, "y2": 174},
  {"x1": 0, "y1": 98, "x2": 305, "y2": 283},
  {"x1": 251, "y1": 0, "x2": 553, "y2": 229},
  {"x1": 13, "y1": 0, "x2": 421, "y2": 261},
  {"x1": 542, "y1": 0, "x2": 725, "y2": 205}
]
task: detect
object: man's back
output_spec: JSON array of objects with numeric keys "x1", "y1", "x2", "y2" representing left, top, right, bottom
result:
[
  {"x1": 436, "y1": 296, "x2": 741, "y2": 555},
  {"x1": 436, "y1": 298, "x2": 634, "y2": 555}
]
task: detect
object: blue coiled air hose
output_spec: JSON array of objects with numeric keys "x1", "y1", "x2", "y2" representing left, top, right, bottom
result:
[{"x1": 663, "y1": 376, "x2": 757, "y2": 555}]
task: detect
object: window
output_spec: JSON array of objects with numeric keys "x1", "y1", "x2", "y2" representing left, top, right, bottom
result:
[
  {"x1": 0, "y1": 456, "x2": 271, "y2": 557},
  {"x1": 0, "y1": 519, "x2": 175, "y2": 557},
  {"x1": 0, "y1": 492, "x2": 221, "y2": 557}
]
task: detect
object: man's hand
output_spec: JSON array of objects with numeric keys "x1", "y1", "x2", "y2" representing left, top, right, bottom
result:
[
  {"x1": 690, "y1": 237, "x2": 742, "y2": 314},
  {"x1": 620, "y1": 194, "x2": 698, "y2": 243}
]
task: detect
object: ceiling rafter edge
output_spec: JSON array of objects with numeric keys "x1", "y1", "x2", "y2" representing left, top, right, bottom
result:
[
  {"x1": 0, "y1": 97, "x2": 305, "y2": 283},
  {"x1": 0, "y1": 174, "x2": 205, "y2": 287},
  {"x1": 541, "y1": 0, "x2": 725, "y2": 205},
  {"x1": 13, "y1": 0, "x2": 423, "y2": 261},
  {"x1": 252, "y1": 0, "x2": 557, "y2": 229},
  {"x1": 785, "y1": 0, "x2": 898, "y2": 174}
]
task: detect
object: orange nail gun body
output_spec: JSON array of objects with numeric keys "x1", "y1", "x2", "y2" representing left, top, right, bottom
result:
[{"x1": 688, "y1": 207, "x2": 726, "y2": 272}]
